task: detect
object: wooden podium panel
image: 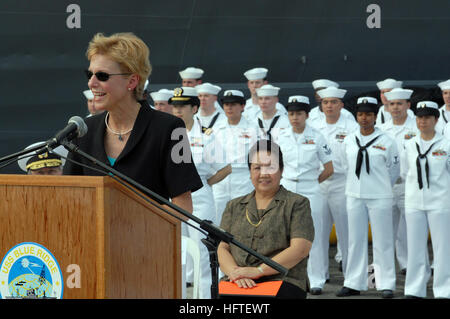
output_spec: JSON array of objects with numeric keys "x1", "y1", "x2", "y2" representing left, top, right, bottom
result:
[{"x1": 0, "y1": 175, "x2": 181, "y2": 299}]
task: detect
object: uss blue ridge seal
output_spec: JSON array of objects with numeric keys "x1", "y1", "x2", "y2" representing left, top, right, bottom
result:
[{"x1": 0, "y1": 242, "x2": 64, "y2": 299}]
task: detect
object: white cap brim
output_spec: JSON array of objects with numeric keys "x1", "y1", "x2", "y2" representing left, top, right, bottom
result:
[
  {"x1": 18, "y1": 142, "x2": 68, "y2": 172},
  {"x1": 317, "y1": 87, "x2": 347, "y2": 99},
  {"x1": 384, "y1": 88, "x2": 413, "y2": 101}
]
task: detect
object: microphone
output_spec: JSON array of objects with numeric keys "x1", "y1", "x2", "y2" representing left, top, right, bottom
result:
[
  {"x1": 46, "y1": 116, "x2": 88, "y2": 149},
  {"x1": 0, "y1": 116, "x2": 87, "y2": 169}
]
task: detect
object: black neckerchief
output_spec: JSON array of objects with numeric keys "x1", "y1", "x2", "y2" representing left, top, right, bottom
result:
[
  {"x1": 355, "y1": 135, "x2": 380, "y2": 179},
  {"x1": 415, "y1": 141, "x2": 436, "y2": 189},
  {"x1": 258, "y1": 115, "x2": 280, "y2": 140},
  {"x1": 201, "y1": 112, "x2": 220, "y2": 133},
  {"x1": 442, "y1": 109, "x2": 448, "y2": 123}
]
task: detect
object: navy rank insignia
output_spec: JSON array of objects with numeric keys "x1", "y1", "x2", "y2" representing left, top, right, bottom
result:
[{"x1": 174, "y1": 87, "x2": 183, "y2": 97}]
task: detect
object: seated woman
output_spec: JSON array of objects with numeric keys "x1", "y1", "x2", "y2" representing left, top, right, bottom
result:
[{"x1": 217, "y1": 140, "x2": 314, "y2": 299}]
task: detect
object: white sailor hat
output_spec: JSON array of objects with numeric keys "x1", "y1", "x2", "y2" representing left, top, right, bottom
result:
[
  {"x1": 220, "y1": 90, "x2": 246, "y2": 104},
  {"x1": 356, "y1": 97, "x2": 378, "y2": 113},
  {"x1": 288, "y1": 95, "x2": 309, "y2": 104},
  {"x1": 415, "y1": 101, "x2": 440, "y2": 117},
  {"x1": 317, "y1": 87, "x2": 347, "y2": 99},
  {"x1": 150, "y1": 89, "x2": 173, "y2": 102},
  {"x1": 179, "y1": 67, "x2": 204, "y2": 80},
  {"x1": 376, "y1": 78, "x2": 403, "y2": 90},
  {"x1": 244, "y1": 67, "x2": 268, "y2": 81},
  {"x1": 384, "y1": 88, "x2": 413, "y2": 101},
  {"x1": 286, "y1": 95, "x2": 310, "y2": 112},
  {"x1": 357, "y1": 97, "x2": 378, "y2": 105},
  {"x1": 438, "y1": 79, "x2": 450, "y2": 91},
  {"x1": 83, "y1": 90, "x2": 94, "y2": 100},
  {"x1": 312, "y1": 79, "x2": 339, "y2": 90},
  {"x1": 255, "y1": 84, "x2": 280, "y2": 97},
  {"x1": 195, "y1": 82, "x2": 221, "y2": 95},
  {"x1": 18, "y1": 142, "x2": 68, "y2": 172}
]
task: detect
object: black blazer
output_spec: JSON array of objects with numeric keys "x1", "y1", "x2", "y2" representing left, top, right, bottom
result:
[{"x1": 63, "y1": 100, "x2": 203, "y2": 200}]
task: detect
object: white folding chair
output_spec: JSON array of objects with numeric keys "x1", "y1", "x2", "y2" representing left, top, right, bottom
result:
[{"x1": 182, "y1": 236, "x2": 201, "y2": 299}]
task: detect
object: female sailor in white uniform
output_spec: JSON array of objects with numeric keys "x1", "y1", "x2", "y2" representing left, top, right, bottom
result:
[
  {"x1": 170, "y1": 87, "x2": 231, "y2": 298},
  {"x1": 337, "y1": 97, "x2": 400, "y2": 299},
  {"x1": 403, "y1": 101, "x2": 450, "y2": 299},
  {"x1": 277, "y1": 95, "x2": 334, "y2": 295},
  {"x1": 212, "y1": 90, "x2": 259, "y2": 223}
]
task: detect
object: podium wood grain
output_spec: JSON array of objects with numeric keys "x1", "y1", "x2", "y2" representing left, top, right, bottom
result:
[{"x1": 0, "y1": 175, "x2": 181, "y2": 299}]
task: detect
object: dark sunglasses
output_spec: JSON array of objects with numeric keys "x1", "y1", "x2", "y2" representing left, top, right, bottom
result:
[{"x1": 85, "y1": 70, "x2": 131, "y2": 82}]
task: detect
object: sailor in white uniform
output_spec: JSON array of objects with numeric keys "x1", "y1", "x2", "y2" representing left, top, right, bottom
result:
[
  {"x1": 379, "y1": 88, "x2": 417, "y2": 275},
  {"x1": 170, "y1": 87, "x2": 231, "y2": 299},
  {"x1": 309, "y1": 87, "x2": 358, "y2": 283},
  {"x1": 179, "y1": 66, "x2": 204, "y2": 87},
  {"x1": 242, "y1": 67, "x2": 286, "y2": 120},
  {"x1": 337, "y1": 97, "x2": 400, "y2": 299},
  {"x1": 444, "y1": 122, "x2": 450, "y2": 140},
  {"x1": 375, "y1": 78, "x2": 415, "y2": 127},
  {"x1": 308, "y1": 79, "x2": 355, "y2": 124},
  {"x1": 195, "y1": 82, "x2": 226, "y2": 134},
  {"x1": 277, "y1": 95, "x2": 334, "y2": 295},
  {"x1": 403, "y1": 101, "x2": 450, "y2": 299},
  {"x1": 309, "y1": 80, "x2": 351, "y2": 268},
  {"x1": 251, "y1": 84, "x2": 290, "y2": 142},
  {"x1": 212, "y1": 90, "x2": 259, "y2": 223},
  {"x1": 435, "y1": 79, "x2": 450, "y2": 134},
  {"x1": 149, "y1": 88, "x2": 173, "y2": 114}
]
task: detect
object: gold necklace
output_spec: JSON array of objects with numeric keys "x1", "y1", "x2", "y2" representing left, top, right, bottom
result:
[{"x1": 246, "y1": 208, "x2": 263, "y2": 227}]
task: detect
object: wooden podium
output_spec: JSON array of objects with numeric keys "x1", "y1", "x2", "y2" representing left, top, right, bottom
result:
[{"x1": 0, "y1": 175, "x2": 181, "y2": 299}]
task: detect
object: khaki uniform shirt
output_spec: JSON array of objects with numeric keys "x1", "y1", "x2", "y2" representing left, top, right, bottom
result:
[{"x1": 220, "y1": 186, "x2": 314, "y2": 291}]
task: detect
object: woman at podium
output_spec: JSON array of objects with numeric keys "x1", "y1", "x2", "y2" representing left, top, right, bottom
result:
[
  {"x1": 63, "y1": 32, "x2": 203, "y2": 212},
  {"x1": 217, "y1": 140, "x2": 314, "y2": 298}
]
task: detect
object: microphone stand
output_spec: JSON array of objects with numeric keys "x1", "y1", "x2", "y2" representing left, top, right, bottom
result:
[
  {"x1": 0, "y1": 142, "x2": 47, "y2": 166},
  {"x1": 61, "y1": 140, "x2": 289, "y2": 299}
]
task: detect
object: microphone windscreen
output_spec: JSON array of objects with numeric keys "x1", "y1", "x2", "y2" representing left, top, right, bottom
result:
[{"x1": 68, "y1": 116, "x2": 88, "y2": 138}]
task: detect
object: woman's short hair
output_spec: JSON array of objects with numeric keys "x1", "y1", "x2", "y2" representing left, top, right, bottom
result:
[
  {"x1": 247, "y1": 139, "x2": 284, "y2": 172},
  {"x1": 86, "y1": 32, "x2": 152, "y2": 100}
]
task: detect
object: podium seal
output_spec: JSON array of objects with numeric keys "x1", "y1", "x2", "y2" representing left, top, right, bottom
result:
[{"x1": 0, "y1": 242, "x2": 63, "y2": 299}]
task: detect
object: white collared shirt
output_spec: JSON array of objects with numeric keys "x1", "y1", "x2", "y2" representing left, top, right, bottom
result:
[
  {"x1": 309, "y1": 114, "x2": 359, "y2": 175},
  {"x1": 343, "y1": 128, "x2": 400, "y2": 198},
  {"x1": 403, "y1": 133, "x2": 450, "y2": 210},
  {"x1": 278, "y1": 124, "x2": 332, "y2": 182},
  {"x1": 436, "y1": 104, "x2": 450, "y2": 135},
  {"x1": 375, "y1": 105, "x2": 415, "y2": 127},
  {"x1": 252, "y1": 109, "x2": 290, "y2": 142},
  {"x1": 194, "y1": 107, "x2": 227, "y2": 130},
  {"x1": 308, "y1": 105, "x2": 356, "y2": 124},
  {"x1": 380, "y1": 115, "x2": 419, "y2": 179},
  {"x1": 187, "y1": 118, "x2": 226, "y2": 180},
  {"x1": 242, "y1": 98, "x2": 287, "y2": 121},
  {"x1": 213, "y1": 117, "x2": 259, "y2": 169},
  {"x1": 444, "y1": 122, "x2": 450, "y2": 140}
]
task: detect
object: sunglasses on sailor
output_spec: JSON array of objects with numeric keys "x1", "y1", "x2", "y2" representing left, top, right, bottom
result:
[{"x1": 85, "y1": 70, "x2": 131, "y2": 82}]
